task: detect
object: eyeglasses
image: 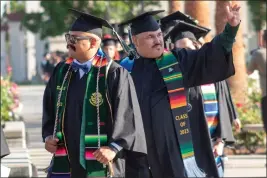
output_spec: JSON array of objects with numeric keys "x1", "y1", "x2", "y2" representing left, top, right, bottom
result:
[
  {"x1": 191, "y1": 39, "x2": 202, "y2": 49},
  {"x1": 65, "y1": 33, "x2": 93, "y2": 44}
]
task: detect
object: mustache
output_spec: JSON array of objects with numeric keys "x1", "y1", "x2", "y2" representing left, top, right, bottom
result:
[
  {"x1": 67, "y1": 44, "x2": 76, "y2": 51},
  {"x1": 152, "y1": 43, "x2": 162, "y2": 48}
]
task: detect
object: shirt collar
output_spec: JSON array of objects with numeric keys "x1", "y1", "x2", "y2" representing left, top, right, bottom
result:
[{"x1": 73, "y1": 57, "x2": 94, "y2": 67}]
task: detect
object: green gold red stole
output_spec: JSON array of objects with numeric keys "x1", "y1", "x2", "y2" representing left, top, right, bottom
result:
[
  {"x1": 50, "y1": 50, "x2": 112, "y2": 177},
  {"x1": 155, "y1": 52, "x2": 206, "y2": 177}
]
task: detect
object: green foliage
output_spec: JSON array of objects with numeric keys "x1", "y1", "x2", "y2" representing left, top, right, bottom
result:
[
  {"x1": 233, "y1": 78, "x2": 266, "y2": 153},
  {"x1": 1, "y1": 76, "x2": 15, "y2": 122},
  {"x1": 10, "y1": 1, "x2": 25, "y2": 13},
  {"x1": 2, "y1": 1, "x2": 25, "y2": 17},
  {"x1": 22, "y1": 0, "x2": 160, "y2": 39},
  {"x1": 247, "y1": 1, "x2": 266, "y2": 31}
]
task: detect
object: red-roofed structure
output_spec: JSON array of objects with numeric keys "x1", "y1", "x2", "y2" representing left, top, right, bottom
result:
[{"x1": 6, "y1": 12, "x2": 25, "y2": 22}]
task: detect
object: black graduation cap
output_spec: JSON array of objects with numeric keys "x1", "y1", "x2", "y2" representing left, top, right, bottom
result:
[
  {"x1": 164, "y1": 20, "x2": 210, "y2": 43},
  {"x1": 102, "y1": 38, "x2": 117, "y2": 46},
  {"x1": 119, "y1": 10, "x2": 165, "y2": 35},
  {"x1": 159, "y1": 11, "x2": 198, "y2": 27},
  {"x1": 69, "y1": 8, "x2": 113, "y2": 37},
  {"x1": 69, "y1": 8, "x2": 134, "y2": 56}
]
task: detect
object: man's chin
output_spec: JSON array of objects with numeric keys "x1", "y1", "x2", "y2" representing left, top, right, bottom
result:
[
  {"x1": 68, "y1": 51, "x2": 75, "y2": 59},
  {"x1": 152, "y1": 48, "x2": 163, "y2": 56}
]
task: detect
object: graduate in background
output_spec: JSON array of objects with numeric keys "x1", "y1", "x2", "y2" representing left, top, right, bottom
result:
[
  {"x1": 119, "y1": 3, "x2": 241, "y2": 177},
  {"x1": 247, "y1": 30, "x2": 267, "y2": 133},
  {"x1": 161, "y1": 15, "x2": 239, "y2": 177},
  {"x1": 102, "y1": 38, "x2": 122, "y2": 63},
  {"x1": 42, "y1": 9, "x2": 146, "y2": 178}
]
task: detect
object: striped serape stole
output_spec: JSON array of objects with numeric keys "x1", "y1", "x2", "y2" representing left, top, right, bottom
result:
[
  {"x1": 50, "y1": 62, "x2": 73, "y2": 178},
  {"x1": 50, "y1": 133, "x2": 71, "y2": 178},
  {"x1": 156, "y1": 52, "x2": 205, "y2": 177},
  {"x1": 200, "y1": 84, "x2": 219, "y2": 136},
  {"x1": 202, "y1": 84, "x2": 224, "y2": 176},
  {"x1": 80, "y1": 63, "x2": 109, "y2": 177}
]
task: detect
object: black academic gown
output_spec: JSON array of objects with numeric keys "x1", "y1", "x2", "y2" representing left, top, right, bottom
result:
[
  {"x1": 214, "y1": 80, "x2": 236, "y2": 145},
  {"x1": 42, "y1": 60, "x2": 146, "y2": 178},
  {"x1": 130, "y1": 39, "x2": 234, "y2": 178}
]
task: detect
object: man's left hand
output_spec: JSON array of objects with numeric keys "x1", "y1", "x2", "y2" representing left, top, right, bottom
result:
[
  {"x1": 93, "y1": 146, "x2": 116, "y2": 165},
  {"x1": 233, "y1": 118, "x2": 242, "y2": 132},
  {"x1": 226, "y1": 2, "x2": 241, "y2": 27},
  {"x1": 213, "y1": 140, "x2": 225, "y2": 157}
]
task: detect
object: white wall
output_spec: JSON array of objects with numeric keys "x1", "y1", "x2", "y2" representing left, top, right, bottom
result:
[
  {"x1": 25, "y1": 1, "x2": 45, "y2": 81},
  {"x1": 1, "y1": 30, "x2": 7, "y2": 76},
  {"x1": 48, "y1": 35, "x2": 68, "y2": 52},
  {"x1": 25, "y1": 1, "x2": 44, "y2": 13},
  {"x1": 25, "y1": 30, "x2": 36, "y2": 80},
  {"x1": 9, "y1": 22, "x2": 27, "y2": 82}
]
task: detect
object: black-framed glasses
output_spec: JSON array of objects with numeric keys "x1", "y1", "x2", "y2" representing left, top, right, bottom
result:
[
  {"x1": 191, "y1": 39, "x2": 202, "y2": 49},
  {"x1": 65, "y1": 33, "x2": 93, "y2": 44}
]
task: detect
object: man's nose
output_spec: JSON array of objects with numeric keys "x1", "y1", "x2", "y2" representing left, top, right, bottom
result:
[{"x1": 154, "y1": 37, "x2": 161, "y2": 44}]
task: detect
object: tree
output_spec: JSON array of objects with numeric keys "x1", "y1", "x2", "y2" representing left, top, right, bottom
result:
[
  {"x1": 22, "y1": 1, "x2": 160, "y2": 39},
  {"x1": 247, "y1": 1, "x2": 266, "y2": 46},
  {"x1": 184, "y1": 1, "x2": 212, "y2": 42},
  {"x1": 169, "y1": 0, "x2": 182, "y2": 14},
  {"x1": 215, "y1": 1, "x2": 247, "y2": 104},
  {"x1": 9, "y1": 1, "x2": 25, "y2": 13}
]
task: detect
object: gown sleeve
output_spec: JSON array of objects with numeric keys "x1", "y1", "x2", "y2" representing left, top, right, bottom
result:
[
  {"x1": 222, "y1": 80, "x2": 239, "y2": 123},
  {"x1": 107, "y1": 65, "x2": 147, "y2": 154},
  {"x1": 42, "y1": 62, "x2": 64, "y2": 142},
  {"x1": 214, "y1": 81, "x2": 235, "y2": 144},
  {"x1": 172, "y1": 23, "x2": 240, "y2": 88}
]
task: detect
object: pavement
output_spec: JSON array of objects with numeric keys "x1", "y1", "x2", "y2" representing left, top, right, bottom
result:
[
  {"x1": 18, "y1": 85, "x2": 51, "y2": 177},
  {"x1": 17, "y1": 85, "x2": 266, "y2": 177}
]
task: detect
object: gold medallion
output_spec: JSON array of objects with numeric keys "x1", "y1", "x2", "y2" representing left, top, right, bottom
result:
[{"x1": 89, "y1": 92, "x2": 103, "y2": 106}]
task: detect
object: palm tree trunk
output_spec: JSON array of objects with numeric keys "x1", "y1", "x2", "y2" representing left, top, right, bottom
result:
[
  {"x1": 215, "y1": 1, "x2": 247, "y2": 104},
  {"x1": 184, "y1": 1, "x2": 212, "y2": 42},
  {"x1": 169, "y1": 0, "x2": 182, "y2": 14},
  {"x1": 258, "y1": 30, "x2": 263, "y2": 47}
]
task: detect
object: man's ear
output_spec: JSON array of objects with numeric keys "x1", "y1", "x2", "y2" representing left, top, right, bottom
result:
[
  {"x1": 132, "y1": 36, "x2": 138, "y2": 47},
  {"x1": 90, "y1": 38, "x2": 99, "y2": 48}
]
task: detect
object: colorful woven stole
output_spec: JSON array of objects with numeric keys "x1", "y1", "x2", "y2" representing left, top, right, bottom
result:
[
  {"x1": 200, "y1": 84, "x2": 219, "y2": 136},
  {"x1": 201, "y1": 84, "x2": 223, "y2": 177},
  {"x1": 155, "y1": 52, "x2": 205, "y2": 177},
  {"x1": 50, "y1": 49, "x2": 110, "y2": 177}
]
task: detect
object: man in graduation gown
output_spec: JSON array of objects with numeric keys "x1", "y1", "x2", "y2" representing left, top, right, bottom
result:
[
  {"x1": 42, "y1": 9, "x2": 146, "y2": 178},
  {"x1": 160, "y1": 15, "x2": 238, "y2": 177},
  {"x1": 119, "y1": 3, "x2": 241, "y2": 178}
]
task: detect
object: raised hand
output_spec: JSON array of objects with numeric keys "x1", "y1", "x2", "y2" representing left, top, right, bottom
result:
[{"x1": 226, "y1": 2, "x2": 241, "y2": 27}]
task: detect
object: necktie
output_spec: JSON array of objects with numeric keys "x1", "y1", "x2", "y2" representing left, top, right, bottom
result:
[{"x1": 71, "y1": 61, "x2": 92, "y2": 74}]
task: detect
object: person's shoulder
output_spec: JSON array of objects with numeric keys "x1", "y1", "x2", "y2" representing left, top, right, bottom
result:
[
  {"x1": 55, "y1": 61, "x2": 67, "y2": 70},
  {"x1": 258, "y1": 48, "x2": 266, "y2": 55},
  {"x1": 108, "y1": 60, "x2": 131, "y2": 80},
  {"x1": 252, "y1": 48, "x2": 266, "y2": 60},
  {"x1": 253, "y1": 48, "x2": 266, "y2": 55}
]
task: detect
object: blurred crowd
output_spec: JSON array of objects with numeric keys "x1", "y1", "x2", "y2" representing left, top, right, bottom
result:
[
  {"x1": 41, "y1": 32, "x2": 130, "y2": 83},
  {"x1": 40, "y1": 51, "x2": 68, "y2": 83}
]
